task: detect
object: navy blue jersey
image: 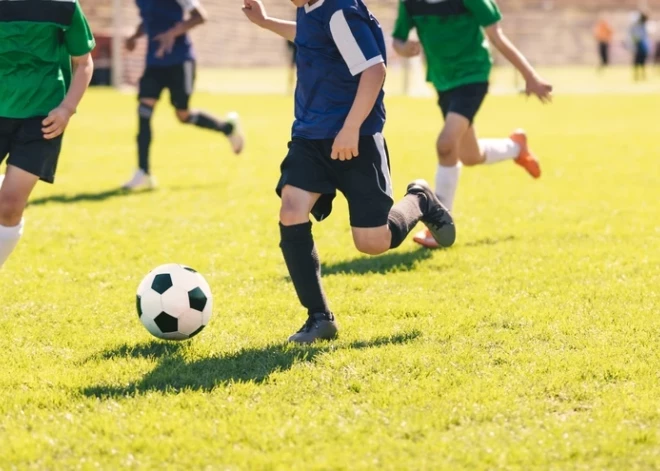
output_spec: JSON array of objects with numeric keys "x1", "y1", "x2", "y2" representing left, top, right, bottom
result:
[
  {"x1": 136, "y1": 0, "x2": 197, "y2": 67},
  {"x1": 293, "y1": 0, "x2": 387, "y2": 140}
]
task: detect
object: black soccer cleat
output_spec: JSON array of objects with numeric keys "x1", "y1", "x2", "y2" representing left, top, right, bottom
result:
[
  {"x1": 406, "y1": 179, "x2": 456, "y2": 248},
  {"x1": 288, "y1": 312, "x2": 338, "y2": 344}
]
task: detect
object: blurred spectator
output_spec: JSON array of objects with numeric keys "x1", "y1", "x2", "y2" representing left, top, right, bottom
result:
[
  {"x1": 655, "y1": 40, "x2": 660, "y2": 66},
  {"x1": 594, "y1": 16, "x2": 614, "y2": 69},
  {"x1": 629, "y1": 11, "x2": 650, "y2": 81}
]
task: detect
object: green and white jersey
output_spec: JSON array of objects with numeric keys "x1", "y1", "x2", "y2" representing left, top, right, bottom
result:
[
  {"x1": 0, "y1": 0, "x2": 95, "y2": 119},
  {"x1": 393, "y1": 0, "x2": 502, "y2": 92}
]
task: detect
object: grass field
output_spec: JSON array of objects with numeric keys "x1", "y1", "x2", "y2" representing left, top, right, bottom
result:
[{"x1": 1, "y1": 86, "x2": 659, "y2": 470}]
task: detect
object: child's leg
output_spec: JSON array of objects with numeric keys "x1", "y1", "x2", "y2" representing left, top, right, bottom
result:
[
  {"x1": 138, "y1": 98, "x2": 157, "y2": 175},
  {"x1": 352, "y1": 179, "x2": 455, "y2": 255},
  {"x1": 0, "y1": 165, "x2": 38, "y2": 268},
  {"x1": 461, "y1": 126, "x2": 541, "y2": 179},
  {"x1": 279, "y1": 185, "x2": 331, "y2": 317},
  {"x1": 434, "y1": 112, "x2": 470, "y2": 213},
  {"x1": 169, "y1": 61, "x2": 244, "y2": 154}
]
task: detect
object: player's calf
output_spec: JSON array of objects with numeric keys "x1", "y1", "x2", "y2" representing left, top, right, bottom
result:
[{"x1": 181, "y1": 110, "x2": 245, "y2": 155}]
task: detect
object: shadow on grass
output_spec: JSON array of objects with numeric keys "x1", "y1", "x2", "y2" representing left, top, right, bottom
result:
[
  {"x1": 28, "y1": 187, "x2": 152, "y2": 206},
  {"x1": 28, "y1": 183, "x2": 220, "y2": 207},
  {"x1": 322, "y1": 249, "x2": 433, "y2": 276},
  {"x1": 82, "y1": 330, "x2": 421, "y2": 398},
  {"x1": 464, "y1": 236, "x2": 516, "y2": 248}
]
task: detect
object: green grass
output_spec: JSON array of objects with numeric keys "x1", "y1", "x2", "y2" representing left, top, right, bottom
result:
[{"x1": 1, "y1": 86, "x2": 659, "y2": 470}]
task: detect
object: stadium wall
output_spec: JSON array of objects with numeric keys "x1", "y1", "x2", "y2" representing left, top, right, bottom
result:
[{"x1": 83, "y1": 0, "x2": 659, "y2": 86}]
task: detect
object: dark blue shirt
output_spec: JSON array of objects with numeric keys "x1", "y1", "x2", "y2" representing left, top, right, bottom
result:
[
  {"x1": 293, "y1": 0, "x2": 387, "y2": 140},
  {"x1": 136, "y1": 0, "x2": 197, "y2": 67}
]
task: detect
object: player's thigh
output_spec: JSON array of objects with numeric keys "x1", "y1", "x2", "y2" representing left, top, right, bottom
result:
[
  {"x1": 277, "y1": 139, "x2": 336, "y2": 224},
  {"x1": 138, "y1": 67, "x2": 165, "y2": 104},
  {"x1": 460, "y1": 126, "x2": 484, "y2": 166},
  {"x1": 7, "y1": 117, "x2": 62, "y2": 185},
  {"x1": 168, "y1": 61, "x2": 195, "y2": 112},
  {"x1": 339, "y1": 134, "x2": 394, "y2": 234},
  {"x1": 437, "y1": 113, "x2": 470, "y2": 163},
  {"x1": 437, "y1": 83, "x2": 488, "y2": 156}
]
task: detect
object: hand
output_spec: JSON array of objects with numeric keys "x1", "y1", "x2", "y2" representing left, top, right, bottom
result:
[
  {"x1": 525, "y1": 75, "x2": 553, "y2": 103},
  {"x1": 42, "y1": 106, "x2": 74, "y2": 140},
  {"x1": 396, "y1": 40, "x2": 421, "y2": 58},
  {"x1": 242, "y1": 0, "x2": 268, "y2": 27},
  {"x1": 125, "y1": 36, "x2": 138, "y2": 52},
  {"x1": 331, "y1": 126, "x2": 359, "y2": 161},
  {"x1": 153, "y1": 29, "x2": 177, "y2": 58}
]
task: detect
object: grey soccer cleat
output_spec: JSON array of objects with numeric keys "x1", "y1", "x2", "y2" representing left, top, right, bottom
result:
[
  {"x1": 288, "y1": 312, "x2": 338, "y2": 344},
  {"x1": 406, "y1": 179, "x2": 456, "y2": 248}
]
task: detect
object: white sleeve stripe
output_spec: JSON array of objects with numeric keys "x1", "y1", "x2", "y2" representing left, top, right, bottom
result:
[
  {"x1": 329, "y1": 10, "x2": 370, "y2": 76},
  {"x1": 176, "y1": 0, "x2": 200, "y2": 12},
  {"x1": 350, "y1": 55, "x2": 385, "y2": 76}
]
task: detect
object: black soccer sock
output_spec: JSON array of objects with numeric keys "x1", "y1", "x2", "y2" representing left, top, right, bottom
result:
[
  {"x1": 279, "y1": 222, "x2": 332, "y2": 317},
  {"x1": 387, "y1": 193, "x2": 425, "y2": 249},
  {"x1": 186, "y1": 111, "x2": 234, "y2": 135},
  {"x1": 137, "y1": 103, "x2": 153, "y2": 174}
]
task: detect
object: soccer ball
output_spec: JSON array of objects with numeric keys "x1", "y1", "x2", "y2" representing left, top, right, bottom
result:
[{"x1": 136, "y1": 264, "x2": 213, "y2": 341}]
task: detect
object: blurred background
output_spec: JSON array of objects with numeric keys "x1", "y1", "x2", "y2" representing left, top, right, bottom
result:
[{"x1": 86, "y1": 0, "x2": 659, "y2": 95}]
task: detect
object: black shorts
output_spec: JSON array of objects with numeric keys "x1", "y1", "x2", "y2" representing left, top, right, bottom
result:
[
  {"x1": 0, "y1": 117, "x2": 62, "y2": 184},
  {"x1": 437, "y1": 82, "x2": 489, "y2": 124},
  {"x1": 634, "y1": 43, "x2": 648, "y2": 66},
  {"x1": 276, "y1": 135, "x2": 394, "y2": 228},
  {"x1": 139, "y1": 61, "x2": 196, "y2": 110}
]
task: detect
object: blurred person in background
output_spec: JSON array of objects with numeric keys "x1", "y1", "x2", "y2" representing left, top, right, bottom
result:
[
  {"x1": 594, "y1": 15, "x2": 614, "y2": 70},
  {"x1": 392, "y1": 0, "x2": 552, "y2": 249},
  {"x1": 122, "y1": 0, "x2": 245, "y2": 190},
  {"x1": 0, "y1": 0, "x2": 94, "y2": 269},
  {"x1": 629, "y1": 11, "x2": 650, "y2": 81}
]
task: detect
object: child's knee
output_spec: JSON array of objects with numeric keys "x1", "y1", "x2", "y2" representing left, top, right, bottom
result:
[
  {"x1": 436, "y1": 136, "x2": 459, "y2": 165},
  {"x1": 353, "y1": 230, "x2": 390, "y2": 256},
  {"x1": 175, "y1": 109, "x2": 191, "y2": 123},
  {"x1": 0, "y1": 194, "x2": 26, "y2": 227},
  {"x1": 280, "y1": 198, "x2": 309, "y2": 226}
]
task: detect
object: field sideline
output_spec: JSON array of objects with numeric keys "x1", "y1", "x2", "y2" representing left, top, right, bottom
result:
[{"x1": 0, "y1": 88, "x2": 659, "y2": 469}]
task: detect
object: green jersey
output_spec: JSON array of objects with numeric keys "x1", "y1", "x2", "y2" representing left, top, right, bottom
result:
[
  {"x1": 393, "y1": 0, "x2": 502, "y2": 92},
  {"x1": 0, "y1": 0, "x2": 95, "y2": 119}
]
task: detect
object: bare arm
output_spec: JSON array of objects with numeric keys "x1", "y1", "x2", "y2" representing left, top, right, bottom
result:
[
  {"x1": 42, "y1": 53, "x2": 94, "y2": 139},
  {"x1": 242, "y1": 0, "x2": 296, "y2": 42},
  {"x1": 344, "y1": 63, "x2": 386, "y2": 130},
  {"x1": 332, "y1": 63, "x2": 386, "y2": 161},
  {"x1": 130, "y1": 22, "x2": 146, "y2": 40},
  {"x1": 126, "y1": 22, "x2": 145, "y2": 51},
  {"x1": 392, "y1": 38, "x2": 421, "y2": 58},
  {"x1": 485, "y1": 24, "x2": 552, "y2": 102},
  {"x1": 153, "y1": 6, "x2": 207, "y2": 58}
]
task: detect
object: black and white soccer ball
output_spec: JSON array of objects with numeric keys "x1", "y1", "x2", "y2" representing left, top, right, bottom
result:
[{"x1": 136, "y1": 264, "x2": 213, "y2": 341}]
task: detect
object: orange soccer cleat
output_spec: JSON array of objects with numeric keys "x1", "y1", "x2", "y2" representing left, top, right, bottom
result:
[{"x1": 510, "y1": 129, "x2": 541, "y2": 179}]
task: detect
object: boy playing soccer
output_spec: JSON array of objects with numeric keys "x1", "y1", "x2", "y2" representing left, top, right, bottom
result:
[
  {"x1": 392, "y1": 0, "x2": 553, "y2": 248},
  {"x1": 242, "y1": 0, "x2": 455, "y2": 343},
  {"x1": 0, "y1": 0, "x2": 95, "y2": 269},
  {"x1": 122, "y1": 0, "x2": 245, "y2": 190}
]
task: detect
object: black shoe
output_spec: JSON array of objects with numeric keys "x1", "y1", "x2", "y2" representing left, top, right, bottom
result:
[
  {"x1": 288, "y1": 313, "x2": 338, "y2": 344},
  {"x1": 406, "y1": 179, "x2": 456, "y2": 248}
]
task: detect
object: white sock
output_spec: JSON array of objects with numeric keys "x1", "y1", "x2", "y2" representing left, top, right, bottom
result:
[
  {"x1": 480, "y1": 138, "x2": 521, "y2": 164},
  {"x1": 434, "y1": 163, "x2": 461, "y2": 213},
  {"x1": 0, "y1": 219, "x2": 24, "y2": 269}
]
